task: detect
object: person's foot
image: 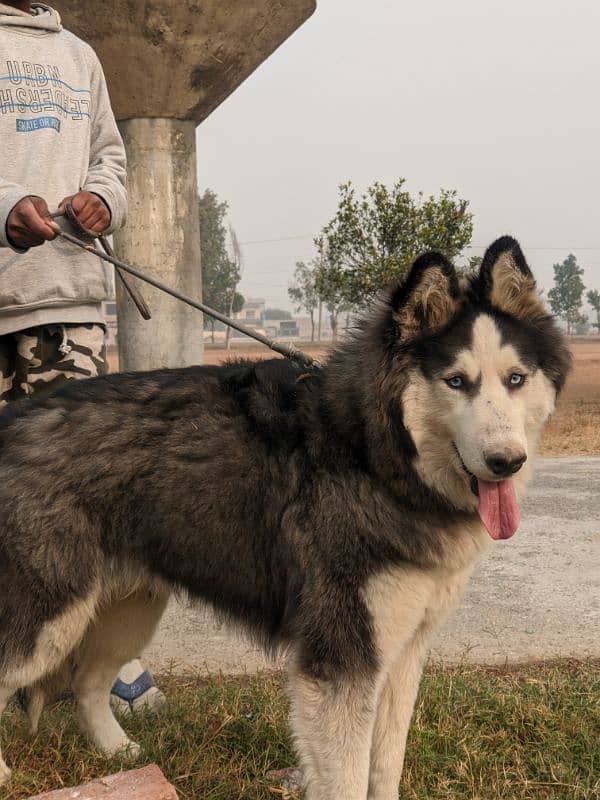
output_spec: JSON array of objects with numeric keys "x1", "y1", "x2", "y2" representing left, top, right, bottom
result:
[{"x1": 110, "y1": 659, "x2": 166, "y2": 714}]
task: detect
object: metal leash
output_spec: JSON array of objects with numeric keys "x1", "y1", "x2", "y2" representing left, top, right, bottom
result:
[
  {"x1": 52, "y1": 204, "x2": 152, "y2": 320},
  {"x1": 50, "y1": 213, "x2": 321, "y2": 371}
]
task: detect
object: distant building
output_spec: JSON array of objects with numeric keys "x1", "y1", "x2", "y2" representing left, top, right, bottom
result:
[
  {"x1": 295, "y1": 315, "x2": 334, "y2": 340},
  {"x1": 101, "y1": 300, "x2": 118, "y2": 348},
  {"x1": 279, "y1": 320, "x2": 299, "y2": 337},
  {"x1": 294, "y1": 316, "x2": 314, "y2": 340},
  {"x1": 265, "y1": 319, "x2": 300, "y2": 339},
  {"x1": 235, "y1": 298, "x2": 266, "y2": 327}
]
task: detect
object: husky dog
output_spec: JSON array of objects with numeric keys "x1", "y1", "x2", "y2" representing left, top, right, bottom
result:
[{"x1": 0, "y1": 237, "x2": 570, "y2": 798}]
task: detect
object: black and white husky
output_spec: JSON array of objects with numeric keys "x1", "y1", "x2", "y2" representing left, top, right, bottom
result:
[{"x1": 0, "y1": 237, "x2": 570, "y2": 798}]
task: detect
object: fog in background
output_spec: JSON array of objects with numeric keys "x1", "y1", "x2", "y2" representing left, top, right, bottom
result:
[{"x1": 197, "y1": 0, "x2": 600, "y2": 312}]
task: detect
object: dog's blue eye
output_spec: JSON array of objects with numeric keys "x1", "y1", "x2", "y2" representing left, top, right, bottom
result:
[
  {"x1": 509, "y1": 373, "x2": 525, "y2": 386},
  {"x1": 447, "y1": 376, "x2": 464, "y2": 389}
]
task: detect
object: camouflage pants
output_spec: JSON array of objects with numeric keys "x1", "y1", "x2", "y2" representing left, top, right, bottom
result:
[{"x1": 0, "y1": 324, "x2": 107, "y2": 407}]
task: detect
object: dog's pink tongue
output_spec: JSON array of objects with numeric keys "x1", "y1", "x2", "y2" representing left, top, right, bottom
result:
[{"x1": 477, "y1": 479, "x2": 520, "y2": 540}]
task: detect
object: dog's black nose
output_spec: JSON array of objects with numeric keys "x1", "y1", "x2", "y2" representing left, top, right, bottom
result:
[{"x1": 485, "y1": 451, "x2": 527, "y2": 477}]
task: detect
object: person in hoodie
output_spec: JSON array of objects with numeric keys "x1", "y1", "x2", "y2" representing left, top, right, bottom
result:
[{"x1": 0, "y1": 0, "x2": 165, "y2": 713}]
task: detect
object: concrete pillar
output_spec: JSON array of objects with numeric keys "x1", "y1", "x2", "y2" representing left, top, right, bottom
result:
[
  {"x1": 114, "y1": 119, "x2": 202, "y2": 371},
  {"x1": 58, "y1": 0, "x2": 317, "y2": 372}
]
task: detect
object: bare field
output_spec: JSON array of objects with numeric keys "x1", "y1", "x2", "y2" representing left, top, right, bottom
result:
[
  {"x1": 541, "y1": 340, "x2": 600, "y2": 456},
  {"x1": 108, "y1": 339, "x2": 600, "y2": 457}
]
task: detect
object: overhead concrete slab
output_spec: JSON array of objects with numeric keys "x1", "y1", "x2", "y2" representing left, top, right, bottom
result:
[{"x1": 54, "y1": 1, "x2": 317, "y2": 122}]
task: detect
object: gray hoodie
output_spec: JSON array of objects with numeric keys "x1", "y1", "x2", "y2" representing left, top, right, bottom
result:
[{"x1": 0, "y1": 3, "x2": 127, "y2": 334}]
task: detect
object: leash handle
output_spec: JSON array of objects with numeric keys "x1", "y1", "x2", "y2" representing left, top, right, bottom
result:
[
  {"x1": 52, "y1": 204, "x2": 152, "y2": 321},
  {"x1": 98, "y1": 234, "x2": 152, "y2": 320}
]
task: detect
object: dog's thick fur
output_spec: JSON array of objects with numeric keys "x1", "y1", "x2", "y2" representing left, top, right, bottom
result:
[{"x1": 0, "y1": 237, "x2": 570, "y2": 797}]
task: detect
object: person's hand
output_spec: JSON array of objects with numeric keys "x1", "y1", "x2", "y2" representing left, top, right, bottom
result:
[
  {"x1": 60, "y1": 190, "x2": 111, "y2": 234},
  {"x1": 6, "y1": 196, "x2": 58, "y2": 249}
]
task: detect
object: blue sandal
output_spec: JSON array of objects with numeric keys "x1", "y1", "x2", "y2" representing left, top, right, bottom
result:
[{"x1": 110, "y1": 670, "x2": 166, "y2": 713}]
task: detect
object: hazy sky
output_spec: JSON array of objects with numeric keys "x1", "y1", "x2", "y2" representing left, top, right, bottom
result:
[{"x1": 196, "y1": 0, "x2": 600, "y2": 313}]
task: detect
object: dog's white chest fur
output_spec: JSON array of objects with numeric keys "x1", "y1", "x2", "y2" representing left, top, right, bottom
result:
[{"x1": 364, "y1": 521, "x2": 489, "y2": 669}]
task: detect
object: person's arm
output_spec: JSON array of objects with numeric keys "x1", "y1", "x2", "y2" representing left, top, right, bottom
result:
[
  {"x1": 0, "y1": 179, "x2": 29, "y2": 248},
  {"x1": 80, "y1": 53, "x2": 127, "y2": 236}
]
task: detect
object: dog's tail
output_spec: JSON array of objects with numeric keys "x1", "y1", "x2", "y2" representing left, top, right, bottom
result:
[
  {"x1": 16, "y1": 687, "x2": 46, "y2": 734},
  {"x1": 26, "y1": 687, "x2": 45, "y2": 735},
  {"x1": 16, "y1": 658, "x2": 74, "y2": 734}
]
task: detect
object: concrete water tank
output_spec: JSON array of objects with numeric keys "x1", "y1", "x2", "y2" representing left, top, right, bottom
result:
[{"x1": 54, "y1": 1, "x2": 317, "y2": 370}]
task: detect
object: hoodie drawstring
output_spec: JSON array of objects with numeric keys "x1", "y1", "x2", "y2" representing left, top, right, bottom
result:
[{"x1": 58, "y1": 325, "x2": 72, "y2": 356}]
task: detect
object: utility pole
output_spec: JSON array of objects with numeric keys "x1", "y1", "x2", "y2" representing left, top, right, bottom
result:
[{"x1": 226, "y1": 225, "x2": 243, "y2": 351}]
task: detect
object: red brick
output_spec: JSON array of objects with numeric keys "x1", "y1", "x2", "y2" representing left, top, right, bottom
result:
[{"x1": 28, "y1": 765, "x2": 178, "y2": 800}]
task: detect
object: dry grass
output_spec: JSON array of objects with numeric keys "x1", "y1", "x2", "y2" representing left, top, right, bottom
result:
[
  {"x1": 539, "y1": 340, "x2": 600, "y2": 456},
  {"x1": 0, "y1": 661, "x2": 598, "y2": 800}
]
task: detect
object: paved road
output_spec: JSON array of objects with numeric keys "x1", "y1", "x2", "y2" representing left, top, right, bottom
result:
[{"x1": 144, "y1": 457, "x2": 600, "y2": 674}]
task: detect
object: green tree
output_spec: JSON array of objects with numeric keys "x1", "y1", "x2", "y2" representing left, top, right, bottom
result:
[
  {"x1": 315, "y1": 180, "x2": 473, "y2": 309},
  {"x1": 264, "y1": 308, "x2": 293, "y2": 321},
  {"x1": 548, "y1": 255, "x2": 585, "y2": 335},
  {"x1": 288, "y1": 261, "x2": 319, "y2": 341},
  {"x1": 587, "y1": 289, "x2": 600, "y2": 332},
  {"x1": 198, "y1": 190, "x2": 243, "y2": 343},
  {"x1": 313, "y1": 257, "x2": 351, "y2": 341}
]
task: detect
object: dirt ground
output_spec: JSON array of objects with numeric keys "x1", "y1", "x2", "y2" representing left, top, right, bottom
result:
[
  {"x1": 107, "y1": 338, "x2": 600, "y2": 457},
  {"x1": 540, "y1": 339, "x2": 600, "y2": 455}
]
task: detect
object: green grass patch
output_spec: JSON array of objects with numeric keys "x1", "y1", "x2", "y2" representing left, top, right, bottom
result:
[{"x1": 1, "y1": 661, "x2": 598, "y2": 799}]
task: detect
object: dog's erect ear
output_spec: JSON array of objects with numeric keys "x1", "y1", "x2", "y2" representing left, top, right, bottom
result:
[
  {"x1": 475, "y1": 236, "x2": 546, "y2": 322},
  {"x1": 392, "y1": 252, "x2": 460, "y2": 340}
]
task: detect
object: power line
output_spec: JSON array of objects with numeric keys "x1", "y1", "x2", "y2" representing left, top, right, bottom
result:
[
  {"x1": 237, "y1": 236, "x2": 600, "y2": 251},
  {"x1": 467, "y1": 245, "x2": 600, "y2": 251},
  {"x1": 239, "y1": 234, "x2": 313, "y2": 245}
]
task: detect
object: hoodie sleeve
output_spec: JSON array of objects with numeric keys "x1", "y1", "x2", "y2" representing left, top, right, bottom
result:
[
  {"x1": 83, "y1": 54, "x2": 128, "y2": 236},
  {"x1": 0, "y1": 179, "x2": 30, "y2": 250}
]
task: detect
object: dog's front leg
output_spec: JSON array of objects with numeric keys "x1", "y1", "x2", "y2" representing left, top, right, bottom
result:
[
  {"x1": 367, "y1": 635, "x2": 427, "y2": 800},
  {"x1": 288, "y1": 665, "x2": 379, "y2": 800}
]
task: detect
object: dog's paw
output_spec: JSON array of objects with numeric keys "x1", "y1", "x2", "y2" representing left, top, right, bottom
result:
[
  {"x1": 101, "y1": 737, "x2": 142, "y2": 760},
  {"x1": 118, "y1": 739, "x2": 142, "y2": 761},
  {"x1": 0, "y1": 760, "x2": 12, "y2": 787}
]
